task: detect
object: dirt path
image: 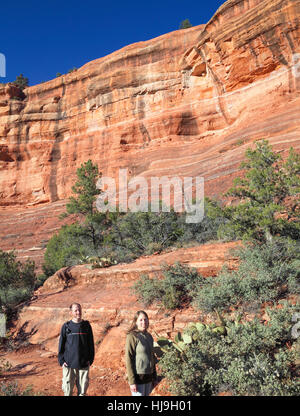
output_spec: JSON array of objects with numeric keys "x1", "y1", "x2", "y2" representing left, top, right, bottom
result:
[{"x1": 0, "y1": 344, "x2": 130, "y2": 396}]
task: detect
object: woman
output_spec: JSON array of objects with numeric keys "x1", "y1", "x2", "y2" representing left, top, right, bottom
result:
[{"x1": 125, "y1": 310, "x2": 157, "y2": 396}]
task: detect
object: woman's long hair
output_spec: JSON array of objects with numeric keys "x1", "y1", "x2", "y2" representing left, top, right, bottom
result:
[{"x1": 127, "y1": 310, "x2": 149, "y2": 334}]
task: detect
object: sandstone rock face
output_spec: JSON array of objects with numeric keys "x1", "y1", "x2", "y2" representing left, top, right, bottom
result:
[
  {"x1": 0, "y1": 200, "x2": 69, "y2": 269},
  {"x1": 0, "y1": 0, "x2": 299, "y2": 205},
  {"x1": 0, "y1": 26, "x2": 203, "y2": 207},
  {"x1": 0, "y1": 0, "x2": 300, "y2": 269}
]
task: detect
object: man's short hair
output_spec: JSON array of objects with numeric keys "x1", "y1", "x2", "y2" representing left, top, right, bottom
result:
[{"x1": 69, "y1": 302, "x2": 81, "y2": 310}]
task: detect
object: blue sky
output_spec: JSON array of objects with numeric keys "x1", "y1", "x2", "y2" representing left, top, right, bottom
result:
[{"x1": 0, "y1": 0, "x2": 224, "y2": 86}]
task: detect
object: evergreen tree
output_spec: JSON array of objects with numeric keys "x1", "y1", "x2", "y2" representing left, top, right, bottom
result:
[
  {"x1": 219, "y1": 140, "x2": 300, "y2": 242},
  {"x1": 65, "y1": 160, "x2": 106, "y2": 248},
  {"x1": 179, "y1": 19, "x2": 193, "y2": 29},
  {"x1": 12, "y1": 74, "x2": 29, "y2": 90}
]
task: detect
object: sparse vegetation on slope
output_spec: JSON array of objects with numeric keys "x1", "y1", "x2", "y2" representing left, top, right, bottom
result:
[{"x1": 133, "y1": 140, "x2": 300, "y2": 395}]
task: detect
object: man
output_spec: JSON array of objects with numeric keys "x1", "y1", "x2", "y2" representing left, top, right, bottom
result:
[{"x1": 58, "y1": 303, "x2": 94, "y2": 396}]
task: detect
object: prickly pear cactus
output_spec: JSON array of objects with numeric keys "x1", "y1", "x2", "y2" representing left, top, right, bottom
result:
[
  {"x1": 154, "y1": 311, "x2": 235, "y2": 357},
  {"x1": 84, "y1": 256, "x2": 118, "y2": 269}
]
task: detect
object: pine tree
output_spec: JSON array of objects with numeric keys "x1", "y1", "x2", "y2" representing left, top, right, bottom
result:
[
  {"x1": 179, "y1": 19, "x2": 193, "y2": 29},
  {"x1": 65, "y1": 160, "x2": 105, "y2": 248},
  {"x1": 12, "y1": 74, "x2": 29, "y2": 90},
  {"x1": 220, "y1": 140, "x2": 300, "y2": 242}
]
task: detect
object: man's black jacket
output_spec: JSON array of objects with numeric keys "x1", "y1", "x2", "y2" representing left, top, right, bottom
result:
[{"x1": 58, "y1": 320, "x2": 94, "y2": 369}]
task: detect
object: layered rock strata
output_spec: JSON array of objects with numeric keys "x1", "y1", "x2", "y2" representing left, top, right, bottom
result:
[{"x1": 0, "y1": 0, "x2": 300, "y2": 264}]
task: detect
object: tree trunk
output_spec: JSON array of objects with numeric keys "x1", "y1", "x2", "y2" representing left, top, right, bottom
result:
[{"x1": 265, "y1": 228, "x2": 273, "y2": 243}]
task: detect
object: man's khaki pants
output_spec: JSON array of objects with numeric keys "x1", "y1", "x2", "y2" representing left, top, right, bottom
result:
[{"x1": 62, "y1": 365, "x2": 89, "y2": 396}]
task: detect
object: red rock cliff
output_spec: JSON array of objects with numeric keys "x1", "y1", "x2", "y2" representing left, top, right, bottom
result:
[{"x1": 0, "y1": 0, "x2": 300, "y2": 266}]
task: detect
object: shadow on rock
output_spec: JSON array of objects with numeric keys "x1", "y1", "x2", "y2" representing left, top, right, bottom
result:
[{"x1": 9, "y1": 322, "x2": 38, "y2": 351}]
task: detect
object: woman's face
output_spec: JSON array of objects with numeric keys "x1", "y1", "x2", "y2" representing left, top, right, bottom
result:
[{"x1": 136, "y1": 313, "x2": 149, "y2": 332}]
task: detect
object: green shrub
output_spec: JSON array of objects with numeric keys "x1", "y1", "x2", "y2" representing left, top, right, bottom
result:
[
  {"x1": 34, "y1": 274, "x2": 49, "y2": 289},
  {"x1": 176, "y1": 208, "x2": 227, "y2": 246},
  {"x1": 0, "y1": 250, "x2": 35, "y2": 312},
  {"x1": 67, "y1": 67, "x2": 77, "y2": 73},
  {"x1": 133, "y1": 273, "x2": 167, "y2": 308},
  {"x1": 108, "y1": 201, "x2": 226, "y2": 263},
  {"x1": 108, "y1": 210, "x2": 183, "y2": 258},
  {"x1": 158, "y1": 303, "x2": 300, "y2": 396},
  {"x1": 194, "y1": 239, "x2": 300, "y2": 313},
  {"x1": 42, "y1": 223, "x2": 93, "y2": 276},
  {"x1": 133, "y1": 262, "x2": 204, "y2": 310},
  {"x1": 43, "y1": 203, "x2": 226, "y2": 277},
  {"x1": 0, "y1": 358, "x2": 12, "y2": 374},
  {"x1": 0, "y1": 381, "x2": 35, "y2": 396},
  {"x1": 134, "y1": 238, "x2": 299, "y2": 314}
]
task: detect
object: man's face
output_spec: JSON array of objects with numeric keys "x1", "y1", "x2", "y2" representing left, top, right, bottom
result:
[{"x1": 71, "y1": 304, "x2": 82, "y2": 322}]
